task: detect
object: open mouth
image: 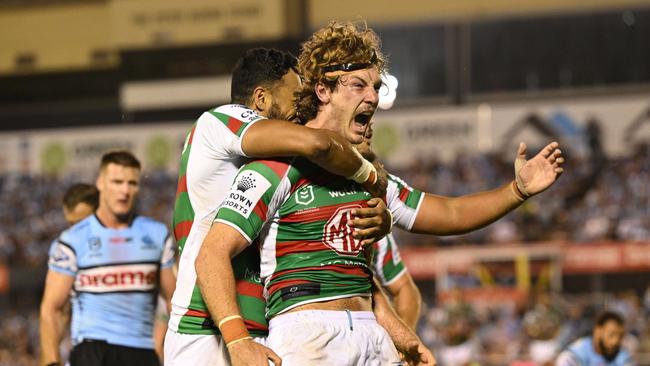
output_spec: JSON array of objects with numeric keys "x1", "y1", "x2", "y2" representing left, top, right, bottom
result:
[{"x1": 354, "y1": 113, "x2": 371, "y2": 128}]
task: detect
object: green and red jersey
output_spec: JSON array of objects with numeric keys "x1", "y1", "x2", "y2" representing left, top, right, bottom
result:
[
  {"x1": 216, "y1": 159, "x2": 424, "y2": 318},
  {"x1": 169, "y1": 104, "x2": 269, "y2": 336},
  {"x1": 372, "y1": 233, "x2": 407, "y2": 287}
]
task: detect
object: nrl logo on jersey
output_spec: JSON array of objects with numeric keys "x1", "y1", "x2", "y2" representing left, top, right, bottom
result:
[
  {"x1": 88, "y1": 237, "x2": 101, "y2": 251},
  {"x1": 323, "y1": 204, "x2": 363, "y2": 255},
  {"x1": 295, "y1": 186, "x2": 314, "y2": 205}
]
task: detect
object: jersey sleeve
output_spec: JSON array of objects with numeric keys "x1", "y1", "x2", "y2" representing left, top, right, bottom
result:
[
  {"x1": 202, "y1": 105, "x2": 265, "y2": 158},
  {"x1": 160, "y1": 233, "x2": 176, "y2": 269},
  {"x1": 215, "y1": 160, "x2": 291, "y2": 244},
  {"x1": 371, "y1": 234, "x2": 407, "y2": 286},
  {"x1": 47, "y1": 237, "x2": 77, "y2": 276},
  {"x1": 386, "y1": 174, "x2": 424, "y2": 230}
]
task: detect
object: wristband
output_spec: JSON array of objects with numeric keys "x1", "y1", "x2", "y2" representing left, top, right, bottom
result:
[
  {"x1": 226, "y1": 336, "x2": 253, "y2": 348},
  {"x1": 218, "y1": 315, "x2": 250, "y2": 344},
  {"x1": 364, "y1": 167, "x2": 378, "y2": 186},
  {"x1": 514, "y1": 175, "x2": 531, "y2": 198},
  {"x1": 510, "y1": 180, "x2": 528, "y2": 202},
  {"x1": 218, "y1": 314, "x2": 242, "y2": 329},
  {"x1": 347, "y1": 153, "x2": 377, "y2": 186}
]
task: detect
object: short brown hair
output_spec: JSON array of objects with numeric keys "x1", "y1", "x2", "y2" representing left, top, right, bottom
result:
[
  {"x1": 296, "y1": 20, "x2": 386, "y2": 123},
  {"x1": 62, "y1": 183, "x2": 99, "y2": 211},
  {"x1": 100, "y1": 150, "x2": 141, "y2": 171}
]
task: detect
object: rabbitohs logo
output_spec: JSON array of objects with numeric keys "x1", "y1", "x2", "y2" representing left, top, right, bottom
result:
[{"x1": 323, "y1": 204, "x2": 363, "y2": 255}]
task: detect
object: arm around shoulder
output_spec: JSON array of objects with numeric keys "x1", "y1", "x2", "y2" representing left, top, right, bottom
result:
[{"x1": 241, "y1": 120, "x2": 366, "y2": 180}]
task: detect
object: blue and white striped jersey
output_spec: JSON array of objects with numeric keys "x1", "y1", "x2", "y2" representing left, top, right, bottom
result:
[{"x1": 48, "y1": 214, "x2": 175, "y2": 350}]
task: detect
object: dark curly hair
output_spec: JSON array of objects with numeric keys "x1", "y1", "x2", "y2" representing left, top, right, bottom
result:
[
  {"x1": 230, "y1": 48, "x2": 298, "y2": 105},
  {"x1": 296, "y1": 21, "x2": 386, "y2": 124}
]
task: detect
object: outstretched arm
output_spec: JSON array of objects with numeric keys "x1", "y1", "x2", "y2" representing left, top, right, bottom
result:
[
  {"x1": 242, "y1": 120, "x2": 384, "y2": 197},
  {"x1": 410, "y1": 141, "x2": 564, "y2": 235}
]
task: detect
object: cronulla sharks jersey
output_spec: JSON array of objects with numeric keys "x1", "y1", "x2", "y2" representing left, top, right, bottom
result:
[{"x1": 48, "y1": 214, "x2": 175, "y2": 349}]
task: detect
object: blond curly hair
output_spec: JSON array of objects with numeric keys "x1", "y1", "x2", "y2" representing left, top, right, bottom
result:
[{"x1": 296, "y1": 20, "x2": 386, "y2": 123}]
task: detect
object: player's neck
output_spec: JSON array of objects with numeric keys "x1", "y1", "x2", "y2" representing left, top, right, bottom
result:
[
  {"x1": 306, "y1": 109, "x2": 339, "y2": 132},
  {"x1": 95, "y1": 206, "x2": 133, "y2": 229}
]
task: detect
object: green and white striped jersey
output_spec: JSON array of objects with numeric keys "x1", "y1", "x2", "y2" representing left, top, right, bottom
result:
[{"x1": 169, "y1": 104, "x2": 269, "y2": 336}]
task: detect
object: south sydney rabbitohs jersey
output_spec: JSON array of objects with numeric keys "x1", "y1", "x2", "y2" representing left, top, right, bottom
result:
[
  {"x1": 48, "y1": 214, "x2": 175, "y2": 349},
  {"x1": 169, "y1": 104, "x2": 271, "y2": 335},
  {"x1": 372, "y1": 233, "x2": 407, "y2": 287},
  {"x1": 216, "y1": 159, "x2": 424, "y2": 318}
]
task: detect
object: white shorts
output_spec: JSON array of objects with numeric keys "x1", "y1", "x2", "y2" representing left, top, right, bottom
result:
[
  {"x1": 267, "y1": 310, "x2": 402, "y2": 366},
  {"x1": 164, "y1": 328, "x2": 267, "y2": 366}
]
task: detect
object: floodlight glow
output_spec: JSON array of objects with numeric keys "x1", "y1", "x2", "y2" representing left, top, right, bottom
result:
[{"x1": 378, "y1": 73, "x2": 398, "y2": 110}]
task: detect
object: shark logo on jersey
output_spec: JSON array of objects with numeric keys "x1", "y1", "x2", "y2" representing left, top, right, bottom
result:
[
  {"x1": 140, "y1": 235, "x2": 157, "y2": 250},
  {"x1": 223, "y1": 171, "x2": 271, "y2": 219}
]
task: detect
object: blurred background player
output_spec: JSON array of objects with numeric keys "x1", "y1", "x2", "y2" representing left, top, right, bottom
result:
[
  {"x1": 39, "y1": 151, "x2": 176, "y2": 366},
  {"x1": 555, "y1": 311, "x2": 635, "y2": 366},
  {"x1": 58, "y1": 183, "x2": 100, "y2": 364},
  {"x1": 61, "y1": 183, "x2": 99, "y2": 226},
  {"x1": 61, "y1": 182, "x2": 170, "y2": 363},
  {"x1": 165, "y1": 47, "x2": 391, "y2": 366}
]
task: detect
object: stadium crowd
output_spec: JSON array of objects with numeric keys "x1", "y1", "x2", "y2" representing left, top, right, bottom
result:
[
  {"x1": 418, "y1": 288, "x2": 650, "y2": 365},
  {"x1": 0, "y1": 142, "x2": 647, "y2": 269},
  {"x1": 0, "y1": 143, "x2": 647, "y2": 365}
]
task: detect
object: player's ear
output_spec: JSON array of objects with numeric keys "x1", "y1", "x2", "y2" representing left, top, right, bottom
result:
[
  {"x1": 252, "y1": 86, "x2": 269, "y2": 113},
  {"x1": 315, "y1": 81, "x2": 331, "y2": 104},
  {"x1": 95, "y1": 173, "x2": 104, "y2": 192}
]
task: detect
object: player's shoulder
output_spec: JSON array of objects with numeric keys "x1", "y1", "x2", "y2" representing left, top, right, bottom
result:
[
  {"x1": 243, "y1": 158, "x2": 295, "y2": 181},
  {"x1": 387, "y1": 173, "x2": 409, "y2": 187},
  {"x1": 572, "y1": 336, "x2": 590, "y2": 348},
  {"x1": 132, "y1": 215, "x2": 169, "y2": 235},
  {"x1": 208, "y1": 104, "x2": 265, "y2": 124},
  {"x1": 58, "y1": 214, "x2": 97, "y2": 248},
  {"x1": 564, "y1": 336, "x2": 591, "y2": 360},
  {"x1": 615, "y1": 346, "x2": 634, "y2": 364}
]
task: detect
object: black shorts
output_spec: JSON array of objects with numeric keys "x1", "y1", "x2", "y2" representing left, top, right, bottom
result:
[{"x1": 69, "y1": 339, "x2": 159, "y2": 366}]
